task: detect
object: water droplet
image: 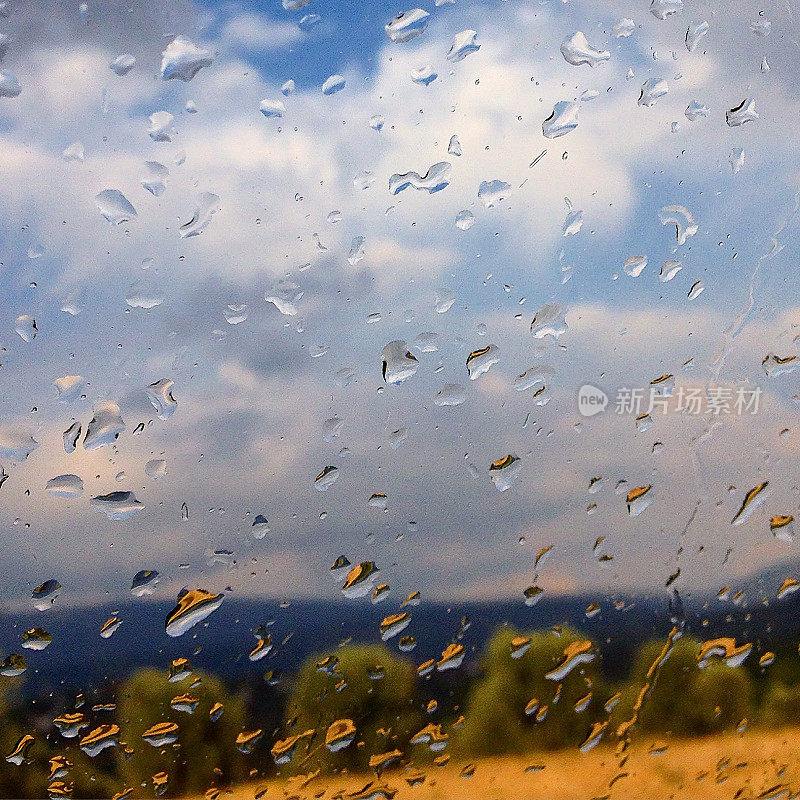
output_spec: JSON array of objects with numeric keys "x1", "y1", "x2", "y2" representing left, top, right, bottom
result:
[
  {"x1": 545, "y1": 640, "x2": 596, "y2": 680},
  {"x1": 434, "y1": 383, "x2": 467, "y2": 407},
  {"x1": 14, "y1": 314, "x2": 37, "y2": 341},
  {"x1": 260, "y1": 98, "x2": 286, "y2": 118},
  {"x1": 410, "y1": 65, "x2": 437, "y2": 86},
  {"x1": 731, "y1": 482, "x2": 770, "y2": 526},
  {"x1": 530, "y1": 302, "x2": 567, "y2": 339},
  {"x1": 659, "y1": 205, "x2": 698, "y2": 245},
  {"x1": 249, "y1": 627, "x2": 273, "y2": 661},
  {"x1": 63, "y1": 422, "x2": 81, "y2": 454},
  {"x1": 46, "y1": 474, "x2": 83, "y2": 499},
  {"x1": 131, "y1": 570, "x2": 159, "y2": 596},
  {"x1": 84, "y1": 401, "x2": 124, "y2": 449},
  {"x1": 62, "y1": 142, "x2": 84, "y2": 162},
  {"x1": 659, "y1": 259, "x2": 682, "y2": 281},
  {"x1": 389, "y1": 162, "x2": 451, "y2": 195},
  {"x1": 326, "y1": 719, "x2": 357, "y2": 752},
  {"x1": 542, "y1": 101, "x2": 579, "y2": 138},
  {"x1": 146, "y1": 378, "x2": 177, "y2": 420},
  {"x1": 348, "y1": 235, "x2": 366, "y2": 265},
  {"x1": 435, "y1": 287, "x2": 456, "y2": 313},
  {"x1": 322, "y1": 74, "x2": 346, "y2": 95},
  {"x1": 624, "y1": 255, "x2": 647, "y2": 277},
  {"x1": 687, "y1": 280, "x2": 704, "y2": 299},
  {"x1": 385, "y1": 9, "x2": 429, "y2": 43},
  {"x1": 0, "y1": 654, "x2": 27, "y2": 677},
  {"x1": 265, "y1": 279, "x2": 303, "y2": 316},
  {"x1": 165, "y1": 588, "x2": 224, "y2": 637},
  {"x1": 179, "y1": 192, "x2": 220, "y2": 238},
  {"x1": 613, "y1": 18, "x2": 635, "y2": 37},
  {"x1": 686, "y1": 20, "x2": 709, "y2": 51},
  {"x1": 95, "y1": 189, "x2": 136, "y2": 224},
  {"x1": 389, "y1": 428, "x2": 408, "y2": 449},
  {"x1": 142, "y1": 722, "x2": 179, "y2": 748},
  {"x1": 90, "y1": 491, "x2": 144, "y2": 520},
  {"x1": 698, "y1": 638, "x2": 752, "y2": 668},
  {"x1": 726, "y1": 98, "x2": 758, "y2": 127},
  {"x1": 52, "y1": 713, "x2": 88, "y2": 740},
  {"x1": 368, "y1": 492, "x2": 389, "y2": 510},
  {"x1": 626, "y1": 485, "x2": 653, "y2": 516},
  {"x1": 79, "y1": 724, "x2": 120, "y2": 757},
  {"x1": 0, "y1": 425, "x2": 38, "y2": 461},
  {"x1": 685, "y1": 100, "x2": 710, "y2": 121},
  {"x1": 650, "y1": 0, "x2": 683, "y2": 20},
  {"x1": 100, "y1": 616, "x2": 122, "y2": 638},
  {"x1": 126, "y1": 279, "x2": 163, "y2": 309},
  {"x1": 382, "y1": 340, "x2": 419, "y2": 383},
  {"x1": 109, "y1": 53, "x2": 135, "y2": 76},
  {"x1": 341, "y1": 561, "x2": 379, "y2": 598},
  {"x1": 437, "y1": 643, "x2": 465, "y2": 671},
  {"x1": 489, "y1": 454, "x2": 521, "y2": 492},
  {"x1": 380, "y1": 612, "x2": 411, "y2": 641},
  {"x1": 777, "y1": 576, "x2": 799, "y2": 599},
  {"x1": 638, "y1": 79, "x2": 669, "y2": 107},
  {"x1": 466, "y1": 344, "x2": 500, "y2": 380},
  {"x1": 147, "y1": 111, "x2": 174, "y2": 142},
  {"x1": 447, "y1": 29, "x2": 480, "y2": 62},
  {"x1": 142, "y1": 161, "x2": 169, "y2": 196},
  {"x1": 160, "y1": 36, "x2": 214, "y2": 81},
  {"x1": 580, "y1": 721, "x2": 608, "y2": 753},
  {"x1": 514, "y1": 367, "x2": 553, "y2": 403},
  {"x1": 771, "y1": 515, "x2": 794, "y2": 543},
  {"x1": 21, "y1": 627, "x2": 51, "y2": 650},
  {"x1": 455, "y1": 209, "x2": 475, "y2": 230},
  {"x1": 5, "y1": 734, "x2": 34, "y2": 765},
  {"x1": 563, "y1": 204, "x2": 583, "y2": 236},
  {"x1": 314, "y1": 464, "x2": 339, "y2": 491},
  {"x1": 478, "y1": 179, "x2": 511, "y2": 208},
  {"x1": 560, "y1": 32, "x2": 610, "y2": 67}
]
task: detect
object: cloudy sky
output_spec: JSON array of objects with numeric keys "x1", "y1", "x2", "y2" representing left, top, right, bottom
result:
[{"x1": 0, "y1": 0, "x2": 799, "y2": 612}]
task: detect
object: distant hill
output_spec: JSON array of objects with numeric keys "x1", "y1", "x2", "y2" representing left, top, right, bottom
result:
[{"x1": 3, "y1": 569, "x2": 797, "y2": 697}]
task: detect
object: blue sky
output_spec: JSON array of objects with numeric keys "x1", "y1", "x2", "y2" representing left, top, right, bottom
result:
[{"x1": 0, "y1": 0, "x2": 799, "y2": 612}]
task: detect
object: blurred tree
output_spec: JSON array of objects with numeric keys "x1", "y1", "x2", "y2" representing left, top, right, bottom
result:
[
  {"x1": 760, "y1": 681, "x2": 800, "y2": 728},
  {"x1": 280, "y1": 644, "x2": 421, "y2": 774},
  {"x1": 613, "y1": 636, "x2": 753, "y2": 736},
  {"x1": 0, "y1": 679, "x2": 46, "y2": 798},
  {"x1": 457, "y1": 627, "x2": 604, "y2": 755},
  {"x1": 116, "y1": 668, "x2": 246, "y2": 797}
]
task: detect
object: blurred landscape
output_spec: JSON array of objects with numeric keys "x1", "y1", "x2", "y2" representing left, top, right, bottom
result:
[{"x1": 3, "y1": 571, "x2": 800, "y2": 798}]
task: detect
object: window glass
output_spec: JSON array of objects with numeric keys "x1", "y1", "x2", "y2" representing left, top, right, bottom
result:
[{"x1": 0, "y1": 0, "x2": 798, "y2": 797}]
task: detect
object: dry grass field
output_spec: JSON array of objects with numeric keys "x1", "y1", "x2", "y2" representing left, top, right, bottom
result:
[{"x1": 206, "y1": 726, "x2": 800, "y2": 799}]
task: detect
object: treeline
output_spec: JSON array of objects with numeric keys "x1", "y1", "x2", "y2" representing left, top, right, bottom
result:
[{"x1": 2, "y1": 626, "x2": 799, "y2": 798}]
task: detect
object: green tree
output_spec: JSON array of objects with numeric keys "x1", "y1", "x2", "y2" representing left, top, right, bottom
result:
[
  {"x1": 457, "y1": 627, "x2": 604, "y2": 755},
  {"x1": 116, "y1": 668, "x2": 246, "y2": 797},
  {"x1": 280, "y1": 644, "x2": 421, "y2": 774},
  {"x1": 0, "y1": 679, "x2": 45, "y2": 799},
  {"x1": 0, "y1": 679, "x2": 117, "y2": 799},
  {"x1": 760, "y1": 681, "x2": 800, "y2": 728},
  {"x1": 613, "y1": 637, "x2": 753, "y2": 736}
]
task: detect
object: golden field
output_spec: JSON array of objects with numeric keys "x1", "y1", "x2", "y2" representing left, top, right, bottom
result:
[{"x1": 208, "y1": 727, "x2": 799, "y2": 799}]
